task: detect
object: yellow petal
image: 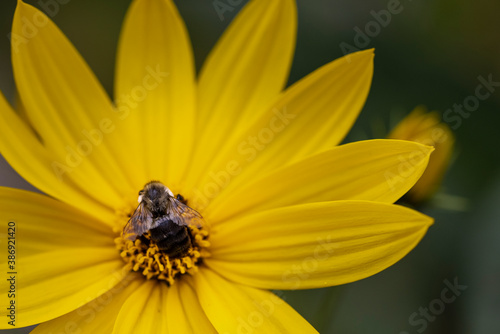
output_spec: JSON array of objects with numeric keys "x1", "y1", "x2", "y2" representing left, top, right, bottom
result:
[
  {"x1": 0, "y1": 248, "x2": 126, "y2": 328},
  {"x1": 193, "y1": 269, "x2": 318, "y2": 333},
  {"x1": 111, "y1": 278, "x2": 216, "y2": 333},
  {"x1": 32, "y1": 274, "x2": 143, "y2": 334},
  {"x1": 0, "y1": 187, "x2": 114, "y2": 257},
  {"x1": 206, "y1": 201, "x2": 432, "y2": 289},
  {"x1": 187, "y1": 50, "x2": 374, "y2": 209},
  {"x1": 187, "y1": 0, "x2": 296, "y2": 189},
  {"x1": 166, "y1": 279, "x2": 217, "y2": 333},
  {"x1": 115, "y1": 0, "x2": 196, "y2": 187},
  {"x1": 388, "y1": 107, "x2": 454, "y2": 202},
  {"x1": 112, "y1": 280, "x2": 168, "y2": 333},
  {"x1": 11, "y1": 1, "x2": 134, "y2": 206},
  {"x1": 206, "y1": 140, "x2": 433, "y2": 221},
  {"x1": 0, "y1": 94, "x2": 116, "y2": 223}
]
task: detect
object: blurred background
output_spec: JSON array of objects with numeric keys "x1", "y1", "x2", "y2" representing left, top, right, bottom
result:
[{"x1": 0, "y1": 0, "x2": 499, "y2": 333}]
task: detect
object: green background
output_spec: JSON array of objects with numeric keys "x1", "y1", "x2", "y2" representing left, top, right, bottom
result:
[{"x1": 0, "y1": 0, "x2": 499, "y2": 333}]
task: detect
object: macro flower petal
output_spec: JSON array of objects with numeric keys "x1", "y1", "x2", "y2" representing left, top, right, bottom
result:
[
  {"x1": 0, "y1": 187, "x2": 114, "y2": 256},
  {"x1": 206, "y1": 201, "x2": 432, "y2": 290},
  {"x1": 188, "y1": 50, "x2": 374, "y2": 207},
  {"x1": 187, "y1": 0, "x2": 296, "y2": 190},
  {"x1": 193, "y1": 269, "x2": 318, "y2": 333},
  {"x1": 115, "y1": 0, "x2": 197, "y2": 187},
  {"x1": 31, "y1": 275, "x2": 142, "y2": 334},
  {"x1": 11, "y1": 1, "x2": 134, "y2": 207},
  {"x1": 112, "y1": 280, "x2": 170, "y2": 333},
  {"x1": 166, "y1": 279, "x2": 217, "y2": 333},
  {"x1": 388, "y1": 107, "x2": 455, "y2": 203},
  {"x1": 111, "y1": 274, "x2": 215, "y2": 333},
  {"x1": 0, "y1": 248, "x2": 126, "y2": 329},
  {"x1": 206, "y1": 140, "x2": 433, "y2": 221},
  {"x1": 0, "y1": 94, "x2": 116, "y2": 223},
  {"x1": 0, "y1": 189, "x2": 123, "y2": 328}
]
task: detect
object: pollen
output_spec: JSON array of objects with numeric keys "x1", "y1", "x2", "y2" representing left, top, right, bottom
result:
[{"x1": 115, "y1": 226, "x2": 210, "y2": 285}]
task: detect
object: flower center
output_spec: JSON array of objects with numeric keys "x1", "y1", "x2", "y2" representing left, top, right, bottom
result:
[
  {"x1": 115, "y1": 181, "x2": 210, "y2": 285},
  {"x1": 115, "y1": 226, "x2": 210, "y2": 285}
]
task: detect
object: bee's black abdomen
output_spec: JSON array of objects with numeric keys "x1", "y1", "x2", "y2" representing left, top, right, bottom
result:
[{"x1": 149, "y1": 217, "x2": 192, "y2": 258}]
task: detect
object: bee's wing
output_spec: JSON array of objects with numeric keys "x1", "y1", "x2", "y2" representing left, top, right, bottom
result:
[
  {"x1": 122, "y1": 202, "x2": 154, "y2": 240},
  {"x1": 165, "y1": 198, "x2": 205, "y2": 228}
]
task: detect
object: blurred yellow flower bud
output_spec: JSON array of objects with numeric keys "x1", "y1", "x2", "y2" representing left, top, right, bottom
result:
[{"x1": 388, "y1": 106, "x2": 455, "y2": 204}]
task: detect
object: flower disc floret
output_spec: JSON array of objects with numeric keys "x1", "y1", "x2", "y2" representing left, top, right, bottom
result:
[{"x1": 115, "y1": 226, "x2": 210, "y2": 285}]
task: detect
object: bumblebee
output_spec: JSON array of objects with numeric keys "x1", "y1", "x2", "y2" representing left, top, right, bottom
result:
[{"x1": 123, "y1": 181, "x2": 204, "y2": 258}]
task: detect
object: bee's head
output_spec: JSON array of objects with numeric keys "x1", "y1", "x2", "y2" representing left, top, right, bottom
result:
[
  {"x1": 137, "y1": 190, "x2": 145, "y2": 203},
  {"x1": 139, "y1": 181, "x2": 172, "y2": 205}
]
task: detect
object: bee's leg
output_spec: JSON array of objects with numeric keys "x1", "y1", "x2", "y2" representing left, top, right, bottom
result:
[{"x1": 175, "y1": 194, "x2": 188, "y2": 205}]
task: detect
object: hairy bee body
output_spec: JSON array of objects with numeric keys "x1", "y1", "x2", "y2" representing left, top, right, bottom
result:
[
  {"x1": 149, "y1": 216, "x2": 193, "y2": 258},
  {"x1": 123, "y1": 181, "x2": 204, "y2": 259}
]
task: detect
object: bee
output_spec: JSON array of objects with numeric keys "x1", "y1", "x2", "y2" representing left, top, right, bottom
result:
[{"x1": 123, "y1": 181, "x2": 205, "y2": 258}]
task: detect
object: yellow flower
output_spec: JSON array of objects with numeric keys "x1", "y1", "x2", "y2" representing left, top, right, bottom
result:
[
  {"x1": 388, "y1": 106, "x2": 455, "y2": 204},
  {"x1": 1, "y1": 0, "x2": 434, "y2": 332}
]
